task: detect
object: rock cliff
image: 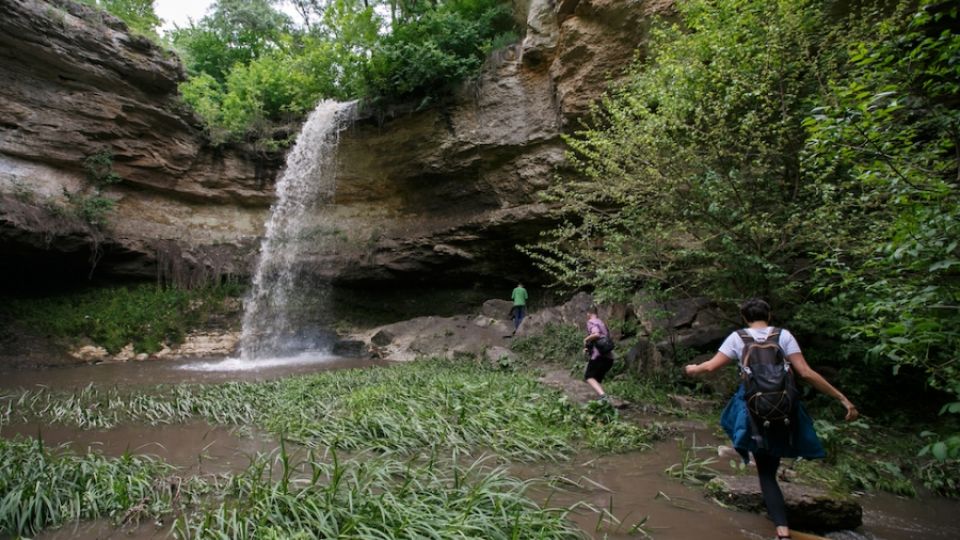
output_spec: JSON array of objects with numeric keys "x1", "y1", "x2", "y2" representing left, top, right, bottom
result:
[{"x1": 0, "y1": 0, "x2": 674, "y2": 288}]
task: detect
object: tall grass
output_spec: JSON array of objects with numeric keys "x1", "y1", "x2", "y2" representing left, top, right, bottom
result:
[
  {"x1": 3, "y1": 360, "x2": 658, "y2": 459},
  {"x1": 0, "y1": 437, "x2": 208, "y2": 537},
  {"x1": 0, "y1": 436, "x2": 587, "y2": 539},
  {"x1": 175, "y1": 448, "x2": 585, "y2": 540}
]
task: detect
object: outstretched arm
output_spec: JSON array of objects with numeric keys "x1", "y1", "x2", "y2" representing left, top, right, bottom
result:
[
  {"x1": 788, "y1": 352, "x2": 859, "y2": 421},
  {"x1": 684, "y1": 352, "x2": 733, "y2": 377}
]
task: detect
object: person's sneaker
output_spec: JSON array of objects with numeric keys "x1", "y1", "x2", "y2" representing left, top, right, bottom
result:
[{"x1": 596, "y1": 394, "x2": 610, "y2": 404}]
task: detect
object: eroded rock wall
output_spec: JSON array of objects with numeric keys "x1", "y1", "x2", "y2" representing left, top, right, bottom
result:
[
  {"x1": 305, "y1": 0, "x2": 676, "y2": 285},
  {"x1": 0, "y1": 0, "x2": 274, "y2": 284},
  {"x1": 0, "y1": 0, "x2": 673, "y2": 288}
]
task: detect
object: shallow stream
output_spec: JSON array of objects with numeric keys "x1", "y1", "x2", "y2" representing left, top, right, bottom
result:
[{"x1": 2, "y1": 358, "x2": 958, "y2": 540}]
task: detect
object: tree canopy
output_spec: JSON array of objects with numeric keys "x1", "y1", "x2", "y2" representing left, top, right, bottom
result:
[{"x1": 169, "y1": 0, "x2": 516, "y2": 144}]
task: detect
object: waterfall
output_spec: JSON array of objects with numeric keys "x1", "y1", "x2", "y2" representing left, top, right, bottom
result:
[{"x1": 239, "y1": 100, "x2": 356, "y2": 360}]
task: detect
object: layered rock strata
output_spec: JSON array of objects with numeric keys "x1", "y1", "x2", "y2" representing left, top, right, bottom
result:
[{"x1": 0, "y1": 0, "x2": 674, "y2": 287}]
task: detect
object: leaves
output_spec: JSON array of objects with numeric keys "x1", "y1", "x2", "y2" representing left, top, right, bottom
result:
[{"x1": 174, "y1": 0, "x2": 516, "y2": 143}]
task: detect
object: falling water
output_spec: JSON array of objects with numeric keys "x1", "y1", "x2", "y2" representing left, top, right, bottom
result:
[{"x1": 239, "y1": 100, "x2": 356, "y2": 360}]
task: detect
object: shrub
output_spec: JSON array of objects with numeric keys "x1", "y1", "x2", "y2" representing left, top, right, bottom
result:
[{"x1": 3, "y1": 283, "x2": 241, "y2": 354}]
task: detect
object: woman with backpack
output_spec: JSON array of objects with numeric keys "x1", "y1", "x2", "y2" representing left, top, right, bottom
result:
[
  {"x1": 683, "y1": 298, "x2": 858, "y2": 540},
  {"x1": 583, "y1": 305, "x2": 615, "y2": 403}
]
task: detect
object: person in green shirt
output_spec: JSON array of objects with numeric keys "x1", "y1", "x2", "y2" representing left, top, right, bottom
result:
[{"x1": 510, "y1": 283, "x2": 528, "y2": 333}]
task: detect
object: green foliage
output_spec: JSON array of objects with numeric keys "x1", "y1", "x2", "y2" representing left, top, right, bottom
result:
[
  {"x1": 511, "y1": 323, "x2": 585, "y2": 365},
  {"x1": 174, "y1": 0, "x2": 516, "y2": 143},
  {"x1": 62, "y1": 188, "x2": 116, "y2": 227},
  {"x1": 82, "y1": 149, "x2": 123, "y2": 188},
  {"x1": 0, "y1": 435, "x2": 584, "y2": 539},
  {"x1": 79, "y1": 0, "x2": 162, "y2": 38},
  {"x1": 525, "y1": 0, "x2": 837, "y2": 305},
  {"x1": 803, "y1": 0, "x2": 960, "y2": 407},
  {"x1": 169, "y1": 0, "x2": 293, "y2": 82},
  {"x1": 175, "y1": 449, "x2": 584, "y2": 540},
  {"x1": 666, "y1": 436, "x2": 719, "y2": 485},
  {"x1": 9, "y1": 179, "x2": 35, "y2": 203},
  {"x1": 797, "y1": 418, "x2": 917, "y2": 497},
  {"x1": 2, "y1": 359, "x2": 658, "y2": 458},
  {"x1": 56, "y1": 149, "x2": 125, "y2": 227},
  {"x1": 917, "y1": 458, "x2": 960, "y2": 498},
  {"x1": 0, "y1": 437, "x2": 192, "y2": 537},
  {"x1": 529, "y1": 0, "x2": 960, "y2": 453},
  {"x1": 2, "y1": 283, "x2": 242, "y2": 354},
  {"x1": 363, "y1": 0, "x2": 515, "y2": 102}
]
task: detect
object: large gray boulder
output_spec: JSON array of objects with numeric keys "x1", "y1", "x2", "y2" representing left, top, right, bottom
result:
[
  {"x1": 515, "y1": 292, "x2": 593, "y2": 337},
  {"x1": 706, "y1": 475, "x2": 863, "y2": 531}
]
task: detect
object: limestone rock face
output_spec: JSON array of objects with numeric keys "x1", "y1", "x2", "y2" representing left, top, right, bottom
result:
[
  {"x1": 0, "y1": 0, "x2": 674, "y2": 287},
  {"x1": 0, "y1": 0, "x2": 277, "y2": 204},
  {"x1": 0, "y1": 0, "x2": 273, "y2": 283},
  {"x1": 550, "y1": 0, "x2": 675, "y2": 122}
]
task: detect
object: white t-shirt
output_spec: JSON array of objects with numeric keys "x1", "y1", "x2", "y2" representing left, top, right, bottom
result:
[{"x1": 718, "y1": 326, "x2": 801, "y2": 363}]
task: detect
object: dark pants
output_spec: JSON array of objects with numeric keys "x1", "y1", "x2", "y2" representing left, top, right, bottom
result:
[
  {"x1": 511, "y1": 305, "x2": 526, "y2": 330},
  {"x1": 584, "y1": 356, "x2": 614, "y2": 383},
  {"x1": 755, "y1": 452, "x2": 788, "y2": 527}
]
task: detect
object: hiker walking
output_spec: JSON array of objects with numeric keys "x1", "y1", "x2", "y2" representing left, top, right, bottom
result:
[
  {"x1": 510, "y1": 282, "x2": 528, "y2": 334},
  {"x1": 683, "y1": 298, "x2": 858, "y2": 540},
  {"x1": 583, "y1": 305, "x2": 615, "y2": 403}
]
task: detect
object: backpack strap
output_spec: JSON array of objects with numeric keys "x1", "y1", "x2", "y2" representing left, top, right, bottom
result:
[
  {"x1": 737, "y1": 328, "x2": 781, "y2": 372},
  {"x1": 736, "y1": 329, "x2": 753, "y2": 374}
]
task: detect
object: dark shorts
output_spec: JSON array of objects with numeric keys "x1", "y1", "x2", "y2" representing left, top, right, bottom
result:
[{"x1": 584, "y1": 356, "x2": 614, "y2": 383}]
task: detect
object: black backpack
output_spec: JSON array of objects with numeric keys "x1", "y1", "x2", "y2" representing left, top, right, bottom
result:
[
  {"x1": 738, "y1": 328, "x2": 798, "y2": 430},
  {"x1": 594, "y1": 335, "x2": 615, "y2": 355}
]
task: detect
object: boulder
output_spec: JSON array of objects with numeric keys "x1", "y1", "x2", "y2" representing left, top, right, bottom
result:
[
  {"x1": 69, "y1": 344, "x2": 109, "y2": 362},
  {"x1": 333, "y1": 339, "x2": 367, "y2": 357},
  {"x1": 173, "y1": 332, "x2": 240, "y2": 357},
  {"x1": 623, "y1": 337, "x2": 663, "y2": 375},
  {"x1": 706, "y1": 475, "x2": 863, "y2": 531},
  {"x1": 358, "y1": 314, "x2": 513, "y2": 362},
  {"x1": 484, "y1": 346, "x2": 516, "y2": 365},
  {"x1": 480, "y1": 299, "x2": 515, "y2": 320},
  {"x1": 515, "y1": 292, "x2": 592, "y2": 337},
  {"x1": 370, "y1": 329, "x2": 396, "y2": 347}
]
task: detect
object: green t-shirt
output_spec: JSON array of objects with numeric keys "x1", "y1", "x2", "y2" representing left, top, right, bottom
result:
[{"x1": 511, "y1": 286, "x2": 528, "y2": 307}]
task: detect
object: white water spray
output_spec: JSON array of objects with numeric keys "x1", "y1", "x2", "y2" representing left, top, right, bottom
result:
[{"x1": 238, "y1": 100, "x2": 356, "y2": 360}]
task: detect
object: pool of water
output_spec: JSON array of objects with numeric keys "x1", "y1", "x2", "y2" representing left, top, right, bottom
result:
[
  {"x1": 0, "y1": 353, "x2": 385, "y2": 390},
  {"x1": 2, "y1": 358, "x2": 958, "y2": 540}
]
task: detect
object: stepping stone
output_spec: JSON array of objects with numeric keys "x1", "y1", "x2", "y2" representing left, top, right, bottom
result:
[{"x1": 706, "y1": 474, "x2": 863, "y2": 531}]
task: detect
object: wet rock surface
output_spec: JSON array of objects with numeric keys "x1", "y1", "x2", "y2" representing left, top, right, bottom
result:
[{"x1": 707, "y1": 474, "x2": 864, "y2": 531}]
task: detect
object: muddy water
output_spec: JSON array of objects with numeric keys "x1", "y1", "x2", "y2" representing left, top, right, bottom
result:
[
  {"x1": 518, "y1": 428, "x2": 960, "y2": 540},
  {"x1": 2, "y1": 360, "x2": 960, "y2": 540},
  {"x1": 1, "y1": 420, "x2": 278, "y2": 476},
  {"x1": 0, "y1": 353, "x2": 384, "y2": 390}
]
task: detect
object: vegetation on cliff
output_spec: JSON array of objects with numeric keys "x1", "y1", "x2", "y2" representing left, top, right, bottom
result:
[
  {"x1": 528, "y1": 0, "x2": 959, "y2": 482},
  {"x1": 2, "y1": 283, "x2": 242, "y2": 354},
  {"x1": 171, "y1": 0, "x2": 516, "y2": 144},
  {"x1": 77, "y1": 0, "x2": 162, "y2": 38}
]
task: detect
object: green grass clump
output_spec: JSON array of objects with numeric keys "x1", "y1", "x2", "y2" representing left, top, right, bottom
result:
[
  {"x1": 511, "y1": 324, "x2": 584, "y2": 365},
  {"x1": 3, "y1": 360, "x2": 658, "y2": 459},
  {"x1": 175, "y1": 449, "x2": 584, "y2": 540},
  {"x1": 0, "y1": 437, "x2": 207, "y2": 537},
  {"x1": 3, "y1": 283, "x2": 243, "y2": 354}
]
